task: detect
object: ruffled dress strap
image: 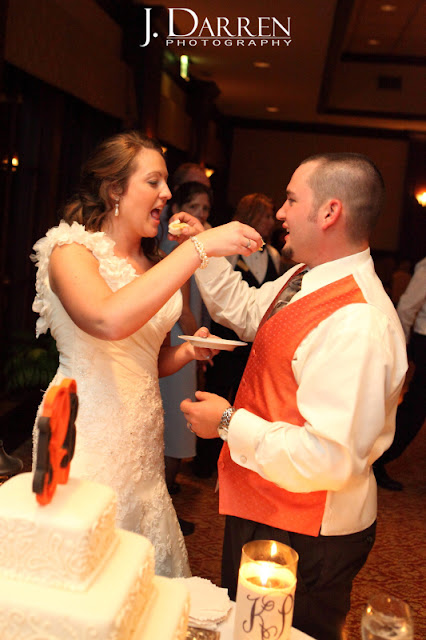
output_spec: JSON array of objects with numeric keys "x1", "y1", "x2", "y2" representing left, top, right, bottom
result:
[{"x1": 31, "y1": 221, "x2": 136, "y2": 337}]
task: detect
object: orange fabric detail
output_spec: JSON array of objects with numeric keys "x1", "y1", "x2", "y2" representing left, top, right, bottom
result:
[{"x1": 218, "y1": 274, "x2": 366, "y2": 536}]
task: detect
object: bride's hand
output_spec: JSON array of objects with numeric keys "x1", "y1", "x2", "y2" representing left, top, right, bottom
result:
[
  {"x1": 168, "y1": 212, "x2": 203, "y2": 242},
  {"x1": 168, "y1": 214, "x2": 263, "y2": 257},
  {"x1": 198, "y1": 221, "x2": 263, "y2": 258},
  {"x1": 191, "y1": 327, "x2": 220, "y2": 363}
]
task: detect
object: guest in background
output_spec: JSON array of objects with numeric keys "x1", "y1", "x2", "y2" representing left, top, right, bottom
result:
[
  {"x1": 160, "y1": 183, "x2": 213, "y2": 525},
  {"x1": 193, "y1": 193, "x2": 281, "y2": 478},
  {"x1": 172, "y1": 162, "x2": 211, "y2": 191},
  {"x1": 390, "y1": 258, "x2": 412, "y2": 306},
  {"x1": 158, "y1": 162, "x2": 211, "y2": 256},
  {"x1": 374, "y1": 255, "x2": 426, "y2": 490},
  {"x1": 271, "y1": 226, "x2": 296, "y2": 275}
]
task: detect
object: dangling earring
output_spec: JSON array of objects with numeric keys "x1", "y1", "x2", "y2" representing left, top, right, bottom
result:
[{"x1": 114, "y1": 197, "x2": 119, "y2": 217}]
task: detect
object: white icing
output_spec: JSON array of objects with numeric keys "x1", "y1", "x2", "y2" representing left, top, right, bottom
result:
[
  {"x1": 0, "y1": 531, "x2": 154, "y2": 639},
  {"x1": 0, "y1": 474, "x2": 117, "y2": 591},
  {"x1": 0, "y1": 473, "x2": 189, "y2": 639},
  {"x1": 134, "y1": 576, "x2": 190, "y2": 640}
]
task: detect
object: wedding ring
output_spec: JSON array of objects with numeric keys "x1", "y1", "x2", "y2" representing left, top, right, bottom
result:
[
  {"x1": 205, "y1": 354, "x2": 210, "y2": 360},
  {"x1": 245, "y1": 239, "x2": 251, "y2": 249}
]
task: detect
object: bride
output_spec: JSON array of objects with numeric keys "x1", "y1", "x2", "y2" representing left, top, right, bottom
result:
[{"x1": 31, "y1": 131, "x2": 262, "y2": 577}]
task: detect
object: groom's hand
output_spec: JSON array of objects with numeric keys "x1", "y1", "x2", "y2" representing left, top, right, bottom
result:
[{"x1": 180, "y1": 391, "x2": 230, "y2": 439}]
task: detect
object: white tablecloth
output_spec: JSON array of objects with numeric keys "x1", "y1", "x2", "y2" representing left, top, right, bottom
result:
[{"x1": 218, "y1": 605, "x2": 315, "y2": 639}]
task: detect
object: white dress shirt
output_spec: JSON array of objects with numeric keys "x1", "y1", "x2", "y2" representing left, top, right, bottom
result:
[
  {"x1": 397, "y1": 256, "x2": 426, "y2": 342},
  {"x1": 195, "y1": 249, "x2": 408, "y2": 535}
]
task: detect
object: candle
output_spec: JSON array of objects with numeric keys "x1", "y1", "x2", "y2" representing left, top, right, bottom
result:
[{"x1": 234, "y1": 541, "x2": 298, "y2": 640}]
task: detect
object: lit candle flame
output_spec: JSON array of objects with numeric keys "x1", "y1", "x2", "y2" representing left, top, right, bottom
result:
[{"x1": 259, "y1": 562, "x2": 271, "y2": 586}]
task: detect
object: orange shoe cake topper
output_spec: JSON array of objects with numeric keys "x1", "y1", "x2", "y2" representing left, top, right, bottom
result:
[{"x1": 33, "y1": 378, "x2": 78, "y2": 505}]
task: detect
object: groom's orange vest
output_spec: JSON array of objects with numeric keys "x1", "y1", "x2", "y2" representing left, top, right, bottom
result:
[{"x1": 218, "y1": 273, "x2": 366, "y2": 536}]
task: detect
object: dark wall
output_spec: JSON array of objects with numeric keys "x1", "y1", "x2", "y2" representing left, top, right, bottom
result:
[{"x1": 0, "y1": 65, "x2": 121, "y2": 339}]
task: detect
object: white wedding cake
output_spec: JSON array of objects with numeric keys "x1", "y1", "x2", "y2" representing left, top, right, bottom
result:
[{"x1": 0, "y1": 472, "x2": 189, "y2": 640}]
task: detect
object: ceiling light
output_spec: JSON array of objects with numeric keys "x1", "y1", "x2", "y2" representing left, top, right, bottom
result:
[
  {"x1": 254, "y1": 61, "x2": 270, "y2": 69},
  {"x1": 368, "y1": 39, "x2": 380, "y2": 46},
  {"x1": 380, "y1": 3, "x2": 397, "y2": 12},
  {"x1": 266, "y1": 107, "x2": 279, "y2": 113}
]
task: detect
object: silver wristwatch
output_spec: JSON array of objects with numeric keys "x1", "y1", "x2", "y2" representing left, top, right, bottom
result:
[{"x1": 217, "y1": 407, "x2": 236, "y2": 442}]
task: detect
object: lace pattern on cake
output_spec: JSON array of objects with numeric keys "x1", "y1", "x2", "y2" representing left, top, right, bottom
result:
[
  {"x1": 0, "y1": 496, "x2": 117, "y2": 591},
  {"x1": 0, "y1": 544, "x2": 156, "y2": 640},
  {"x1": 115, "y1": 552, "x2": 155, "y2": 638}
]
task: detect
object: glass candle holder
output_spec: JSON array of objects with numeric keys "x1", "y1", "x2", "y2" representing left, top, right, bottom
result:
[{"x1": 234, "y1": 540, "x2": 299, "y2": 640}]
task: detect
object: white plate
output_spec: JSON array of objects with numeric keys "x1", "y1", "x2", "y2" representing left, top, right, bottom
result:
[{"x1": 178, "y1": 335, "x2": 247, "y2": 351}]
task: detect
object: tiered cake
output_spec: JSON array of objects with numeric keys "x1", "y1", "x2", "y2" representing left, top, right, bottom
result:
[{"x1": 0, "y1": 472, "x2": 189, "y2": 639}]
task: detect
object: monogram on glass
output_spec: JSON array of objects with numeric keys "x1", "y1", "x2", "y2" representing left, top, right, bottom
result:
[{"x1": 234, "y1": 540, "x2": 298, "y2": 640}]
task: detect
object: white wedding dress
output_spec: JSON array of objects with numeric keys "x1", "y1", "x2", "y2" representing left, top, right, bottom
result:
[{"x1": 31, "y1": 221, "x2": 191, "y2": 578}]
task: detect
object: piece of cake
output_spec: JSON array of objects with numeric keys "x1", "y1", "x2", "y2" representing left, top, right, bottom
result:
[
  {"x1": 0, "y1": 473, "x2": 189, "y2": 640},
  {"x1": 168, "y1": 220, "x2": 190, "y2": 236}
]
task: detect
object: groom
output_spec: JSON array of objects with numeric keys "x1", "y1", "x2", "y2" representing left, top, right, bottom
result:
[{"x1": 180, "y1": 153, "x2": 407, "y2": 640}]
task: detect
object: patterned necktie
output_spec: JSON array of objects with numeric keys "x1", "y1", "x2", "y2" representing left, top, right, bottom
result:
[{"x1": 268, "y1": 270, "x2": 308, "y2": 319}]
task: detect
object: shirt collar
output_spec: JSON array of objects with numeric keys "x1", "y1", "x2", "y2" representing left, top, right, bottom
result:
[{"x1": 299, "y1": 248, "x2": 372, "y2": 294}]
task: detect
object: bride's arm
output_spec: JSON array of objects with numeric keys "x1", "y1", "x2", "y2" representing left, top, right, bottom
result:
[
  {"x1": 158, "y1": 328, "x2": 217, "y2": 378},
  {"x1": 49, "y1": 221, "x2": 262, "y2": 341},
  {"x1": 177, "y1": 280, "x2": 198, "y2": 336}
]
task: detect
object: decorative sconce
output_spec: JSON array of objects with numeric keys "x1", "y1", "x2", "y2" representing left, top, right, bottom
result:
[
  {"x1": 1, "y1": 155, "x2": 19, "y2": 171},
  {"x1": 415, "y1": 190, "x2": 426, "y2": 207},
  {"x1": 180, "y1": 55, "x2": 190, "y2": 81}
]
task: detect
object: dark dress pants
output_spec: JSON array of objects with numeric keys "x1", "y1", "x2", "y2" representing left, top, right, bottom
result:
[{"x1": 222, "y1": 515, "x2": 376, "y2": 640}]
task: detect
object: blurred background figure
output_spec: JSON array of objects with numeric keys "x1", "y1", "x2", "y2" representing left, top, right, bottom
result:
[
  {"x1": 374, "y1": 256, "x2": 426, "y2": 490},
  {"x1": 193, "y1": 193, "x2": 281, "y2": 479},
  {"x1": 391, "y1": 258, "x2": 412, "y2": 306},
  {"x1": 159, "y1": 180, "x2": 213, "y2": 534},
  {"x1": 159, "y1": 162, "x2": 211, "y2": 255},
  {"x1": 271, "y1": 226, "x2": 296, "y2": 275}
]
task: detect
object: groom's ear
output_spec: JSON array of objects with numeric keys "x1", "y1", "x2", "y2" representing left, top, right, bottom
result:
[{"x1": 319, "y1": 199, "x2": 342, "y2": 230}]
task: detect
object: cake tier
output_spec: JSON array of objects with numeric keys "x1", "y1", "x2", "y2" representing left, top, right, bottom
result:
[
  {"x1": 0, "y1": 473, "x2": 117, "y2": 591},
  {"x1": 0, "y1": 528, "x2": 155, "y2": 640},
  {"x1": 135, "y1": 576, "x2": 189, "y2": 640}
]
